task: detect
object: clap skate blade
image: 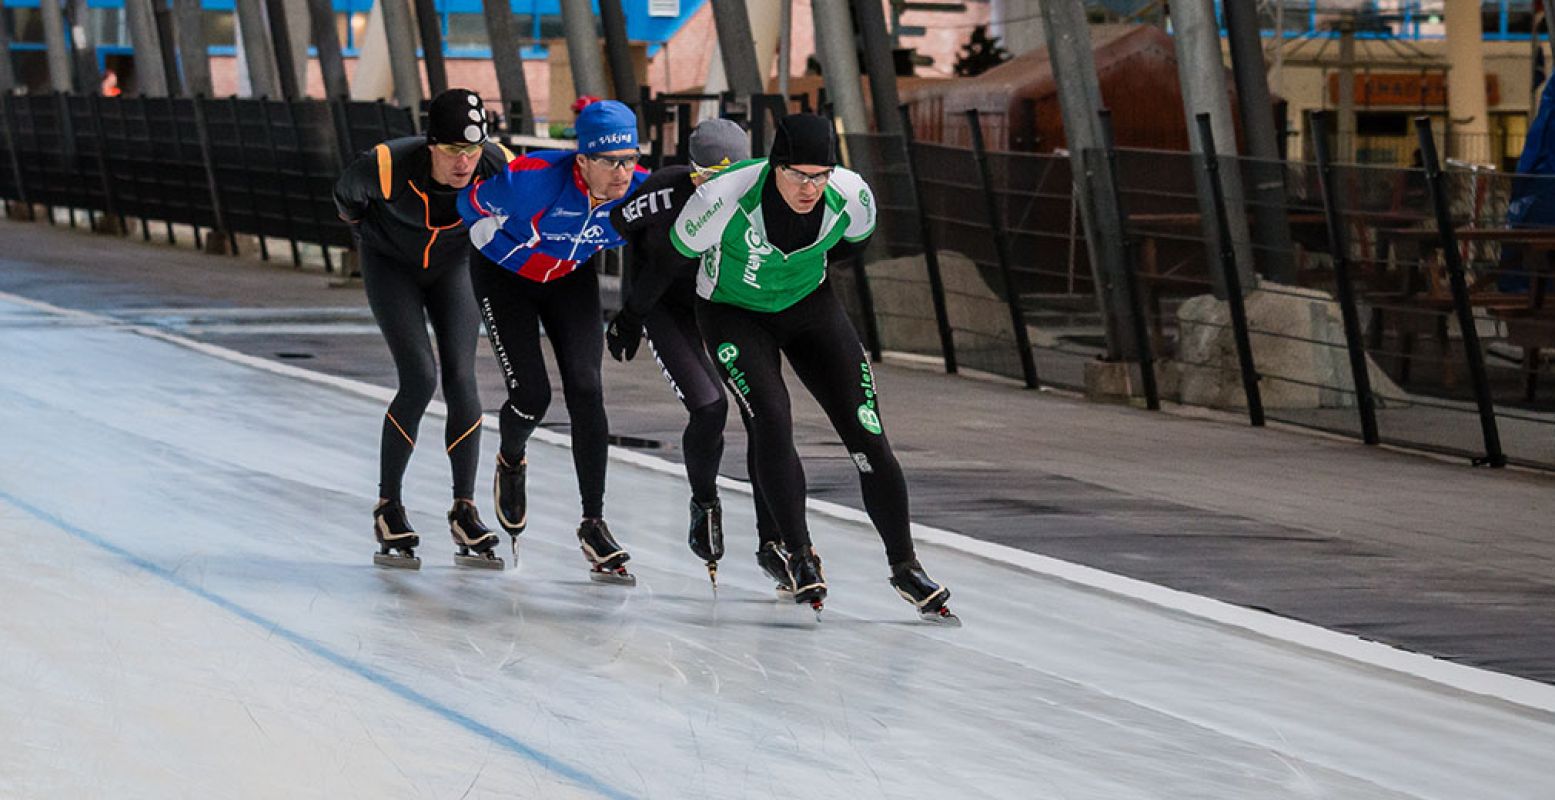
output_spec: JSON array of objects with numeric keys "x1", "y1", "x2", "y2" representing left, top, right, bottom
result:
[
  {"x1": 373, "y1": 548, "x2": 421, "y2": 570},
  {"x1": 921, "y1": 606, "x2": 962, "y2": 626},
  {"x1": 454, "y1": 545, "x2": 504, "y2": 570},
  {"x1": 589, "y1": 565, "x2": 637, "y2": 586}
]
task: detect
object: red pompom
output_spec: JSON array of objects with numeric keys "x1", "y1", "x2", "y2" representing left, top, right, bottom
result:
[{"x1": 572, "y1": 95, "x2": 602, "y2": 113}]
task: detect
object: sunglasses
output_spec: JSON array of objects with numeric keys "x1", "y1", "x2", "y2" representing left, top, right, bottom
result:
[
  {"x1": 585, "y1": 152, "x2": 642, "y2": 171},
  {"x1": 779, "y1": 165, "x2": 834, "y2": 187},
  {"x1": 433, "y1": 142, "x2": 483, "y2": 157}
]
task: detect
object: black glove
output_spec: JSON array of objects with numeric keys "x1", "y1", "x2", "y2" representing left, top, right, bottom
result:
[{"x1": 606, "y1": 308, "x2": 645, "y2": 362}]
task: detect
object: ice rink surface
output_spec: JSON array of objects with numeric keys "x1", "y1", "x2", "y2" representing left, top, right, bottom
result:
[{"x1": 2, "y1": 294, "x2": 1553, "y2": 799}]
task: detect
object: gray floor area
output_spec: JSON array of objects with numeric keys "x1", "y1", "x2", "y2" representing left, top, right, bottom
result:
[{"x1": 4, "y1": 218, "x2": 1555, "y2": 689}]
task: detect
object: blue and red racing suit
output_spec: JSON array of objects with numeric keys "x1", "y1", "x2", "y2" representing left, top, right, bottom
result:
[{"x1": 457, "y1": 149, "x2": 648, "y2": 283}]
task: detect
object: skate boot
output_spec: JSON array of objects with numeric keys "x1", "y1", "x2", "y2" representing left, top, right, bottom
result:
[
  {"x1": 688, "y1": 498, "x2": 725, "y2": 589},
  {"x1": 494, "y1": 453, "x2": 527, "y2": 556},
  {"x1": 890, "y1": 559, "x2": 960, "y2": 626},
  {"x1": 756, "y1": 541, "x2": 794, "y2": 598},
  {"x1": 372, "y1": 500, "x2": 421, "y2": 569},
  {"x1": 578, "y1": 518, "x2": 635, "y2": 586},
  {"x1": 448, "y1": 499, "x2": 504, "y2": 569},
  {"x1": 787, "y1": 547, "x2": 827, "y2": 617}
]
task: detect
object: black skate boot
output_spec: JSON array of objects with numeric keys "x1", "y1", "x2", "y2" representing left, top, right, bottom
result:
[
  {"x1": 494, "y1": 453, "x2": 527, "y2": 555},
  {"x1": 449, "y1": 499, "x2": 504, "y2": 569},
  {"x1": 372, "y1": 500, "x2": 421, "y2": 569},
  {"x1": 786, "y1": 547, "x2": 827, "y2": 616},
  {"x1": 890, "y1": 559, "x2": 960, "y2": 625},
  {"x1": 756, "y1": 541, "x2": 793, "y2": 598},
  {"x1": 688, "y1": 498, "x2": 725, "y2": 589},
  {"x1": 578, "y1": 518, "x2": 635, "y2": 586}
]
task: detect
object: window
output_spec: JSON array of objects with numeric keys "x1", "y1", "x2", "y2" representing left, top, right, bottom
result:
[
  {"x1": 7, "y1": 8, "x2": 45, "y2": 45},
  {"x1": 203, "y1": 10, "x2": 236, "y2": 48},
  {"x1": 445, "y1": 13, "x2": 488, "y2": 50}
]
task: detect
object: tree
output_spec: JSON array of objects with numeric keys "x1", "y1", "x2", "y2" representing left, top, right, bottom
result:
[{"x1": 953, "y1": 25, "x2": 1012, "y2": 78}]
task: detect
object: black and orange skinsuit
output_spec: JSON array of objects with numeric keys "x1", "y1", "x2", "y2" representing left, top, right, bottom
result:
[{"x1": 334, "y1": 136, "x2": 512, "y2": 503}]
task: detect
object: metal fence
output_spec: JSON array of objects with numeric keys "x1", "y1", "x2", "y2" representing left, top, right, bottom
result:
[
  {"x1": 0, "y1": 93, "x2": 417, "y2": 270},
  {"x1": 4, "y1": 92, "x2": 1551, "y2": 470}
]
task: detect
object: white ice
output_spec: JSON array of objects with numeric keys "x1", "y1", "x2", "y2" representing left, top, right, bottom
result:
[{"x1": 0, "y1": 295, "x2": 1551, "y2": 800}]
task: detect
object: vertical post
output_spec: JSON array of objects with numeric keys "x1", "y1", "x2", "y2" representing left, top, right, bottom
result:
[
  {"x1": 173, "y1": 0, "x2": 213, "y2": 97},
  {"x1": 1, "y1": 96, "x2": 32, "y2": 215},
  {"x1": 229, "y1": 97, "x2": 271, "y2": 259},
  {"x1": 234, "y1": 0, "x2": 280, "y2": 98},
  {"x1": 850, "y1": 253, "x2": 883, "y2": 362},
  {"x1": 1415, "y1": 116, "x2": 1506, "y2": 466},
  {"x1": 811, "y1": 0, "x2": 870, "y2": 138},
  {"x1": 1223, "y1": 0, "x2": 1296, "y2": 283},
  {"x1": 1038, "y1": 0, "x2": 1134, "y2": 361},
  {"x1": 707, "y1": 0, "x2": 765, "y2": 98},
  {"x1": 412, "y1": 0, "x2": 448, "y2": 97},
  {"x1": 897, "y1": 104, "x2": 957, "y2": 374},
  {"x1": 0, "y1": 0, "x2": 15, "y2": 94},
  {"x1": 1309, "y1": 110, "x2": 1379, "y2": 444},
  {"x1": 598, "y1": 0, "x2": 638, "y2": 102},
  {"x1": 192, "y1": 97, "x2": 235, "y2": 254},
  {"x1": 778, "y1": 0, "x2": 792, "y2": 100},
  {"x1": 87, "y1": 95, "x2": 123, "y2": 233},
  {"x1": 166, "y1": 98, "x2": 205, "y2": 247},
  {"x1": 125, "y1": 0, "x2": 171, "y2": 96},
  {"x1": 853, "y1": 0, "x2": 902, "y2": 135},
  {"x1": 380, "y1": 0, "x2": 425, "y2": 113},
  {"x1": 1098, "y1": 109, "x2": 1160, "y2": 411},
  {"x1": 308, "y1": 0, "x2": 351, "y2": 100},
  {"x1": 263, "y1": 0, "x2": 301, "y2": 99},
  {"x1": 153, "y1": 0, "x2": 183, "y2": 96},
  {"x1": 39, "y1": 0, "x2": 75, "y2": 93},
  {"x1": 560, "y1": 0, "x2": 609, "y2": 99},
  {"x1": 65, "y1": 0, "x2": 97, "y2": 95},
  {"x1": 482, "y1": 0, "x2": 532, "y2": 133},
  {"x1": 112, "y1": 98, "x2": 151, "y2": 239},
  {"x1": 967, "y1": 109, "x2": 1039, "y2": 389},
  {"x1": 256, "y1": 100, "x2": 302, "y2": 265},
  {"x1": 1196, "y1": 113, "x2": 1264, "y2": 426}
]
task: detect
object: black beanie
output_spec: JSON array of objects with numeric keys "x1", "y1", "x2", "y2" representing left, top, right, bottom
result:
[
  {"x1": 427, "y1": 88, "x2": 489, "y2": 145},
  {"x1": 768, "y1": 114, "x2": 838, "y2": 167}
]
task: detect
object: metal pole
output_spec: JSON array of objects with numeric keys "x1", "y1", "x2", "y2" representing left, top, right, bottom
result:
[
  {"x1": 811, "y1": 0, "x2": 870, "y2": 138},
  {"x1": 308, "y1": 0, "x2": 350, "y2": 99},
  {"x1": 379, "y1": 0, "x2": 425, "y2": 111},
  {"x1": 191, "y1": 97, "x2": 235, "y2": 253},
  {"x1": 125, "y1": 0, "x2": 171, "y2": 96},
  {"x1": 1, "y1": 96, "x2": 30, "y2": 217},
  {"x1": 482, "y1": 0, "x2": 533, "y2": 132},
  {"x1": 1099, "y1": 108, "x2": 1160, "y2": 411},
  {"x1": 1196, "y1": 113, "x2": 1264, "y2": 426},
  {"x1": 778, "y1": 0, "x2": 792, "y2": 100},
  {"x1": 598, "y1": 0, "x2": 638, "y2": 102},
  {"x1": 65, "y1": 0, "x2": 98, "y2": 95},
  {"x1": 1223, "y1": 0, "x2": 1295, "y2": 283},
  {"x1": 1309, "y1": 110, "x2": 1379, "y2": 445},
  {"x1": 707, "y1": 0, "x2": 765, "y2": 98},
  {"x1": 87, "y1": 94, "x2": 123, "y2": 233},
  {"x1": 1171, "y1": 0, "x2": 1256, "y2": 295},
  {"x1": 39, "y1": 0, "x2": 74, "y2": 93},
  {"x1": 1415, "y1": 116, "x2": 1506, "y2": 466},
  {"x1": 852, "y1": 0, "x2": 901, "y2": 135},
  {"x1": 0, "y1": 0, "x2": 15, "y2": 94},
  {"x1": 560, "y1": 0, "x2": 609, "y2": 99},
  {"x1": 262, "y1": 0, "x2": 299, "y2": 99},
  {"x1": 967, "y1": 109, "x2": 1039, "y2": 389},
  {"x1": 898, "y1": 104, "x2": 957, "y2": 374},
  {"x1": 412, "y1": 0, "x2": 448, "y2": 97},
  {"x1": 153, "y1": 0, "x2": 183, "y2": 96},
  {"x1": 234, "y1": 0, "x2": 280, "y2": 98},
  {"x1": 173, "y1": 0, "x2": 213, "y2": 97},
  {"x1": 1037, "y1": 0, "x2": 1134, "y2": 361}
]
